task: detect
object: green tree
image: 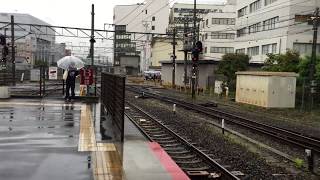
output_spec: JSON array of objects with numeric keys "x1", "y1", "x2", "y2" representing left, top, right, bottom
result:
[
  {"x1": 262, "y1": 50, "x2": 300, "y2": 72},
  {"x1": 298, "y1": 55, "x2": 320, "y2": 79},
  {"x1": 217, "y1": 53, "x2": 249, "y2": 89},
  {"x1": 34, "y1": 60, "x2": 49, "y2": 68}
]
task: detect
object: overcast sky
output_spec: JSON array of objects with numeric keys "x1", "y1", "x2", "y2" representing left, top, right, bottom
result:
[
  {"x1": 0, "y1": 0, "x2": 226, "y2": 29},
  {"x1": 0, "y1": 0, "x2": 225, "y2": 56}
]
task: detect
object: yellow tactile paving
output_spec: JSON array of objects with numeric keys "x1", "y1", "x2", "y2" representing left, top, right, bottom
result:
[{"x1": 78, "y1": 104, "x2": 123, "y2": 180}]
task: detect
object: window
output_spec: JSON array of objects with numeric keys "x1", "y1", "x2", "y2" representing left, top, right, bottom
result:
[
  {"x1": 238, "y1": 6, "x2": 248, "y2": 17},
  {"x1": 250, "y1": 0, "x2": 261, "y2": 13},
  {"x1": 265, "y1": 0, "x2": 277, "y2": 6},
  {"x1": 152, "y1": 16, "x2": 155, "y2": 21},
  {"x1": 152, "y1": 26, "x2": 155, "y2": 30},
  {"x1": 206, "y1": 19, "x2": 208, "y2": 26},
  {"x1": 210, "y1": 47, "x2": 234, "y2": 54},
  {"x1": 247, "y1": 46, "x2": 260, "y2": 56},
  {"x1": 237, "y1": 27, "x2": 247, "y2": 37},
  {"x1": 262, "y1": 43, "x2": 277, "y2": 54},
  {"x1": 205, "y1": 33, "x2": 208, "y2": 39},
  {"x1": 249, "y1": 23, "x2": 261, "y2": 34},
  {"x1": 204, "y1": 47, "x2": 207, "y2": 53},
  {"x1": 293, "y1": 43, "x2": 320, "y2": 55},
  {"x1": 211, "y1": 33, "x2": 235, "y2": 39},
  {"x1": 212, "y1": 18, "x2": 235, "y2": 25},
  {"x1": 145, "y1": 10, "x2": 147, "y2": 14},
  {"x1": 236, "y1": 49, "x2": 245, "y2": 54},
  {"x1": 263, "y1": 16, "x2": 279, "y2": 30}
]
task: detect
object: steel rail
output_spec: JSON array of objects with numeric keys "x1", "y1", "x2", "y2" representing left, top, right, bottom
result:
[
  {"x1": 126, "y1": 100, "x2": 240, "y2": 180},
  {"x1": 126, "y1": 85, "x2": 320, "y2": 154}
]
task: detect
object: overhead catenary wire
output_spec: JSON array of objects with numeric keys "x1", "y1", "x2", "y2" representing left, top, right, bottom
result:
[{"x1": 114, "y1": 1, "x2": 147, "y2": 25}]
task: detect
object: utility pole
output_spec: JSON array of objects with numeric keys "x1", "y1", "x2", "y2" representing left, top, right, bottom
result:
[
  {"x1": 183, "y1": 22, "x2": 189, "y2": 87},
  {"x1": 309, "y1": 7, "x2": 319, "y2": 109},
  {"x1": 90, "y1": 4, "x2": 95, "y2": 67},
  {"x1": 191, "y1": 0, "x2": 197, "y2": 99},
  {"x1": 172, "y1": 28, "x2": 176, "y2": 87},
  {"x1": 11, "y1": 15, "x2": 15, "y2": 86},
  {"x1": 90, "y1": 4, "x2": 97, "y2": 96}
]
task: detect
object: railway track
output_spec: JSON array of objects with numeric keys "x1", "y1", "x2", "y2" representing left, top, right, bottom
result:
[
  {"x1": 126, "y1": 85, "x2": 320, "y2": 155},
  {"x1": 125, "y1": 101, "x2": 241, "y2": 180}
]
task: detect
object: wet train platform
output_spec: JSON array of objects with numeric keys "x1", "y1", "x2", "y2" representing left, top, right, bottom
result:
[{"x1": 0, "y1": 99, "x2": 189, "y2": 180}]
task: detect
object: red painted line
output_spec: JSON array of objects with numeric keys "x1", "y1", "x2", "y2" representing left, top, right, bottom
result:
[{"x1": 148, "y1": 142, "x2": 190, "y2": 180}]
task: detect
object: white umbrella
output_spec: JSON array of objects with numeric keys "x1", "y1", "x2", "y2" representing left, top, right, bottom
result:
[{"x1": 57, "y1": 56, "x2": 85, "y2": 70}]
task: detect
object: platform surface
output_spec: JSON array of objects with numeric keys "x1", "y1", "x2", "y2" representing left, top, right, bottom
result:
[{"x1": 0, "y1": 98, "x2": 189, "y2": 180}]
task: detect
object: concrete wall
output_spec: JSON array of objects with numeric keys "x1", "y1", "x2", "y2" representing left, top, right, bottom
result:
[
  {"x1": 161, "y1": 63, "x2": 216, "y2": 89},
  {"x1": 236, "y1": 72, "x2": 297, "y2": 108},
  {"x1": 151, "y1": 39, "x2": 184, "y2": 67}
]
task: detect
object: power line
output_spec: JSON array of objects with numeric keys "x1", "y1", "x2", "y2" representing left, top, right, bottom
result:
[{"x1": 115, "y1": 1, "x2": 146, "y2": 25}]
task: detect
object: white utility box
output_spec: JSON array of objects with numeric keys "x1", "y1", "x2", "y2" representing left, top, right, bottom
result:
[{"x1": 236, "y1": 71, "x2": 298, "y2": 108}]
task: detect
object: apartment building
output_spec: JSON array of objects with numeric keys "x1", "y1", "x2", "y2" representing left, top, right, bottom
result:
[
  {"x1": 200, "y1": 1, "x2": 236, "y2": 60},
  {"x1": 235, "y1": 0, "x2": 320, "y2": 63},
  {"x1": 113, "y1": 0, "x2": 169, "y2": 71},
  {"x1": 169, "y1": 3, "x2": 224, "y2": 31}
]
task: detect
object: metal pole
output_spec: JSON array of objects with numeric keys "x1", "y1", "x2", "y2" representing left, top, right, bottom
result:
[
  {"x1": 184, "y1": 22, "x2": 188, "y2": 87},
  {"x1": 11, "y1": 16, "x2": 15, "y2": 86},
  {"x1": 90, "y1": 4, "x2": 97, "y2": 96},
  {"x1": 191, "y1": 0, "x2": 197, "y2": 99},
  {"x1": 172, "y1": 28, "x2": 176, "y2": 87},
  {"x1": 90, "y1": 4, "x2": 95, "y2": 67},
  {"x1": 3, "y1": 29, "x2": 7, "y2": 86},
  {"x1": 309, "y1": 7, "x2": 319, "y2": 110}
]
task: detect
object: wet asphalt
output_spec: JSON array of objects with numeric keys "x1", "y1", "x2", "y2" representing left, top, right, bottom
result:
[{"x1": 0, "y1": 100, "x2": 92, "y2": 180}]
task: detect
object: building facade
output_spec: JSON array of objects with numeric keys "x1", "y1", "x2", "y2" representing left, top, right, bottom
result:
[
  {"x1": 0, "y1": 13, "x2": 62, "y2": 69},
  {"x1": 200, "y1": 1, "x2": 236, "y2": 60},
  {"x1": 169, "y1": 3, "x2": 224, "y2": 31},
  {"x1": 113, "y1": 0, "x2": 169, "y2": 71},
  {"x1": 150, "y1": 36, "x2": 185, "y2": 67},
  {"x1": 234, "y1": 0, "x2": 320, "y2": 63}
]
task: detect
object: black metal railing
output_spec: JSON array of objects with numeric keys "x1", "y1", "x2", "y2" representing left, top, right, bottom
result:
[{"x1": 101, "y1": 72, "x2": 126, "y2": 142}]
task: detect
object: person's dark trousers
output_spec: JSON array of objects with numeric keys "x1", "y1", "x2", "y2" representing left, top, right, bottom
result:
[{"x1": 65, "y1": 81, "x2": 75, "y2": 100}]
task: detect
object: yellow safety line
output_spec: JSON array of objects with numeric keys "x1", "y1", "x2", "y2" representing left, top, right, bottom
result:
[
  {"x1": 78, "y1": 104, "x2": 123, "y2": 180},
  {"x1": 0, "y1": 100, "x2": 123, "y2": 179}
]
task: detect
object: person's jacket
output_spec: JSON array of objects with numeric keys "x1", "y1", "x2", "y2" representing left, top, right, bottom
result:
[{"x1": 66, "y1": 68, "x2": 79, "y2": 83}]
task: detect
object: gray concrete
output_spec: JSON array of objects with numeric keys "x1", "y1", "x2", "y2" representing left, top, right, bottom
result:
[{"x1": 0, "y1": 100, "x2": 92, "y2": 180}]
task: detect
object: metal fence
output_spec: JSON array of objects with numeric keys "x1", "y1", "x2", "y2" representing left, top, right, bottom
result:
[{"x1": 100, "y1": 72, "x2": 126, "y2": 142}]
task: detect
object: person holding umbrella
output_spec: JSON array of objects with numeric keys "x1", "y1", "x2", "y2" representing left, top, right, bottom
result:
[
  {"x1": 57, "y1": 56, "x2": 84, "y2": 101},
  {"x1": 65, "y1": 62, "x2": 79, "y2": 101}
]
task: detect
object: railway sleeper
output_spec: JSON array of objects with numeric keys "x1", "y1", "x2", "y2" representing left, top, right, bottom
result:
[
  {"x1": 163, "y1": 146, "x2": 187, "y2": 151},
  {"x1": 150, "y1": 134, "x2": 170, "y2": 138},
  {"x1": 152, "y1": 136, "x2": 174, "y2": 141},
  {"x1": 147, "y1": 131, "x2": 167, "y2": 135},
  {"x1": 176, "y1": 159, "x2": 203, "y2": 165},
  {"x1": 170, "y1": 154, "x2": 197, "y2": 159},
  {"x1": 181, "y1": 166, "x2": 211, "y2": 171},
  {"x1": 166, "y1": 150, "x2": 191, "y2": 155},
  {"x1": 156, "y1": 139, "x2": 178, "y2": 144},
  {"x1": 159, "y1": 143, "x2": 182, "y2": 148}
]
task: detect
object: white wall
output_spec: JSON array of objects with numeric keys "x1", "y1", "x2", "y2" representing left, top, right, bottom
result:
[
  {"x1": 235, "y1": 0, "x2": 320, "y2": 63},
  {"x1": 201, "y1": 4, "x2": 236, "y2": 60},
  {"x1": 114, "y1": 0, "x2": 169, "y2": 71}
]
